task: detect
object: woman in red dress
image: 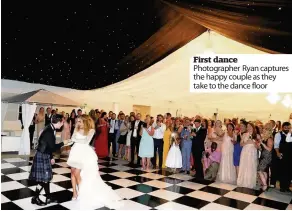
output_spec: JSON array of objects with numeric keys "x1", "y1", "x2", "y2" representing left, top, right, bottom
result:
[{"x1": 95, "y1": 112, "x2": 109, "y2": 158}]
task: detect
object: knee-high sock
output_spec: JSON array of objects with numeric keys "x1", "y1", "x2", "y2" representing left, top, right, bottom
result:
[
  {"x1": 34, "y1": 182, "x2": 44, "y2": 197},
  {"x1": 43, "y1": 182, "x2": 50, "y2": 198}
]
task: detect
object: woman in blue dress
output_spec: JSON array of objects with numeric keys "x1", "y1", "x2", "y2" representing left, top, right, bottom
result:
[
  {"x1": 138, "y1": 117, "x2": 155, "y2": 171},
  {"x1": 233, "y1": 120, "x2": 247, "y2": 177}
]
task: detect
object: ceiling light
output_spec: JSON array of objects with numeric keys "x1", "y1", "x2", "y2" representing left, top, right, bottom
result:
[
  {"x1": 266, "y1": 93, "x2": 281, "y2": 104},
  {"x1": 282, "y1": 94, "x2": 292, "y2": 108}
]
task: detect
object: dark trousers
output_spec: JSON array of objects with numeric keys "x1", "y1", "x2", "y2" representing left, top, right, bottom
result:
[
  {"x1": 151, "y1": 138, "x2": 164, "y2": 168},
  {"x1": 270, "y1": 153, "x2": 280, "y2": 186},
  {"x1": 108, "y1": 132, "x2": 116, "y2": 156},
  {"x1": 130, "y1": 137, "x2": 141, "y2": 164},
  {"x1": 193, "y1": 149, "x2": 204, "y2": 179},
  {"x1": 29, "y1": 126, "x2": 35, "y2": 149},
  {"x1": 280, "y1": 156, "x2": 292, "y2": 190}
]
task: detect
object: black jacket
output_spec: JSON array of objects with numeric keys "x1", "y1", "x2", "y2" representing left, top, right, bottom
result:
[
  {"x1": 130, "y1": 120, "x2": 144, "y2": 139},
  {"x1": 191, "y1": 127, "x2": 207, "y2": 152},
  {"x1": 37, "y1": 124, "x2": 64, "y2": 158},
  {"x1": 45, "y1": 114, "x2": 52, "y2": 126}
]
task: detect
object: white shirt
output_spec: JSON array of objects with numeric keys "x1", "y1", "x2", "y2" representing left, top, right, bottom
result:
[
  {"x1": 152, "y1": 122, "x2": 166, "y2": 139},
  {"x1": 109, "y1": 119, "x2": 116, "y2": 133},
  {"x1": 195, "y1": 126, "x2": 201, "y2": 132},
  {"x1": 50, "y1": 124, "x2": 56, "y2": 136},
  {"x1": 133, "y1": 120, "x2": 140, "y2": 137},
  {"x1": 286, "y1": 132, "x2": 292, "y2": 143},
  {"x1": 274, "y1": 132, "x2": 285, "y2": 148}
]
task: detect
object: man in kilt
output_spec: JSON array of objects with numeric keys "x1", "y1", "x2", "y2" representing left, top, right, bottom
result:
[{"x1": 29, "y1": 114, "x2": 69, "y2": 206}]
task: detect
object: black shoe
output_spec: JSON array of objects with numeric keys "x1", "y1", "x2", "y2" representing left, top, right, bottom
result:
[
  {"x1": 179, "y1": 170, "x2": 185, "y2": 174},
  {"x1": 31, "y1": 196, "x2": 46, "y2": 206},
  {"x1": 186, "y1": 171, "x2": 190, "y2": 175},
  {"x1": 46, "y1": 196, "x2": 58, "y2": 204},
  {"x1": 280, "y1": 188, "x2": 286, "y2": 192}
]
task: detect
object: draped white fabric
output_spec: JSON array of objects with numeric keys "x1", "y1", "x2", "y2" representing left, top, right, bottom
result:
[
  {"x1": 19, "y1": 103, "x2": 37, "y2": 155},
  {"x1": 1, "y1": 102, "x2": 9, "y2": 131}
]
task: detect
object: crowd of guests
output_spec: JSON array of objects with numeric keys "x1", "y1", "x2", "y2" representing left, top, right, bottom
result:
[
  {"x1": 90, "y1": 110, "x2": 292, "y2": 193},
  {"x1": 30, "y1": 108, "x2": 292, "y2": 193}
]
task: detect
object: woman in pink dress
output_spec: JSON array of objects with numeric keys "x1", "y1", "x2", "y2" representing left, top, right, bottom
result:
[{"x1": 95, "y1": 112, "x2": 109, "y2": 158}]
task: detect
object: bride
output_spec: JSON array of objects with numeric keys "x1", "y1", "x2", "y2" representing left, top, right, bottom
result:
[{"x1": 67, "y1": 114, "x2": 124, "y2": 209}]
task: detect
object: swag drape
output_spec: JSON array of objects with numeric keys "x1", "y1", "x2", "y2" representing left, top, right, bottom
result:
[{"x1": 117, "y1": 0, "x2": 291, "y2": 77}]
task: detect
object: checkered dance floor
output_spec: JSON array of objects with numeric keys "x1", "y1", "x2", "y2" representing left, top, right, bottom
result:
[{"x1": 1, "y1": 155, "x2": 292, "y2": 210}]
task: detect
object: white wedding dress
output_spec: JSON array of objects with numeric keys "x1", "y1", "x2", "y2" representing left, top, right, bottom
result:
[
  {"x1": 67, "y1": 130, "x2": 124, "y2": 210},
  {"x1": 216, "y1": 133, "x2": 237, "y2": 184}
]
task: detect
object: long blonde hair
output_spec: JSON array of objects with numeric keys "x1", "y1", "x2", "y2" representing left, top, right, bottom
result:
[{"x1": 76, "y1": 114, "x2": 95, "y2": 135}]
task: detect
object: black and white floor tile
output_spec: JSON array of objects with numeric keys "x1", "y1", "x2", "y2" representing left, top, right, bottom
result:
[{"x1": 1, "y1": 155, "x2": 292, "y2": 210}]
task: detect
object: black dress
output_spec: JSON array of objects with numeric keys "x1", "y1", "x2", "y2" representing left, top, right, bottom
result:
[{"x1": 70, "y1": 117, "x2": 76, "y2": 137}]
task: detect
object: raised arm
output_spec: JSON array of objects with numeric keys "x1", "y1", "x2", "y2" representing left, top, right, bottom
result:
[{"x1": 147, "y1": 126, "x2": 155, "y2": 136}]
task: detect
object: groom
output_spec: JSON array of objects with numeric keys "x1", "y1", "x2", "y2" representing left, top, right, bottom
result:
[{"x1": 29, "y1": 114, "x2": 69, "y2": 206}]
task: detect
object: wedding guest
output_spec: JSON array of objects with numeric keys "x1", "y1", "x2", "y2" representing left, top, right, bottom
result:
[
  {"x1": 36, "y1": 107, "x2": 45, "y2": 138},
  {"x1": 277, "y1": 122, "x2": 292, "y2": 193},
  {"x1": 257, "y1": 129, "x2": 273, "y2": 191},
  {"x1": 237, "y1": 122, "x2": 260, "y2": 189},
  {"x1": 180, "y1": 119, "x2": 192, "y2": 174},
  {"x1": 130, "y1": 113, "x2": 143, "y2": 165},
  {"x1": 204, "y1": 142, "x2": 221, "y2": 181},
  {"x1": 29, "y1": 113, "x2": 37, "y2": 149},
  {"x1": 217, "y1": 123, "x2": 237, "y2": 184},
  {"x1": 45, "y1": 107, "x2": 52, "y2": 126},
  {"x1": 95, "y1": 112, "x2": 109, "y2": 158},
  {"x1": 191, "y1": 119, "x2": 207, "y2": 179},
  {"x1": 117, "y1": 113, "x2": 127, "y2": 158},
  {"x1": 166, "y1": 132, "x2": 182, "y2": 172},
  {"x1": 151, "y1": 114, "x2": 166, "y2": 169},
  {"x1": 233, "y1": 120, "x2": 247, "y2": 177},
  {"x1": 138, "y1": 119, "x2": 154, "y2": 170},
  {"x1": 276, "y1": 121, "x2": 282, "y2": 132}
]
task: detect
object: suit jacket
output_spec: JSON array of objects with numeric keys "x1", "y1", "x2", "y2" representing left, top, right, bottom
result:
[
  {"x1": 130, "y1": 120, "x2": 144, "y2": 140},
  {"x1": 45, "y1": 114, "x2": 52, "y2": 126},
  {"x1": 29, "y1": 115, "x2": 36, "y2": 128},
  {"x1": 191, "y1": 127, "x2": 207, "y2": 152},
  {"x1": 37, "y1": 124, "x2": 64, "y2": 158}
]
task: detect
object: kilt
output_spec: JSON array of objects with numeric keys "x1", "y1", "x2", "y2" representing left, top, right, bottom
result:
[{"x1": 29, "y1": 151, "x2": 52, "y2": 183}]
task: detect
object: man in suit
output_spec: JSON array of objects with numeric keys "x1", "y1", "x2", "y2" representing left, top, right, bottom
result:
[
  {"x1": 191, "y1": 119, "x2": 207, "y2": 179},
  {"x1": 29, "y1": 114, "x2": 68, "y2": 206},
  {"x1": 45, "y1": 107, "x2": 52, "y2": 126},
  {"x1": 108, "y1": 113, "x2": 117, "y2": 157},
  {"x1": 130, "y1": 113, "x2": 144, "y2": 165},
  {"x1": 273, "y1": 122, "x2": 292, "y2": 192},
  {"x1": 270, "y1": 119, "x2": 280, "y2": 188},
  {"x1": 29, "y1": 113, "x2": 37, "y2": 149},
  {"x1": 152, "y1": 114, "x2": 166, "y2": 169}
]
